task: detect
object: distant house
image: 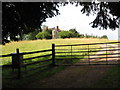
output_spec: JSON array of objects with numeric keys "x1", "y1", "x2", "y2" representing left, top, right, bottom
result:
[
  {"x1": 52, "y1": 26, "x2": 61, "y2": 39},
  {"x1": 42, "y1": 25, "x2": 61, "y2": 39}
]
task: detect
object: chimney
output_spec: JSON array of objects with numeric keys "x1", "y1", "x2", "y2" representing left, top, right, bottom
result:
[
  {"x1": 57, "y1": 26, "x2": 59, "y2": 31},
  {"x1": 46, "y1": 26, "x2": 48, "y2": 30}
]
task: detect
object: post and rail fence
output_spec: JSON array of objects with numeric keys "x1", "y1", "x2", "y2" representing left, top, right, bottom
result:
[
  {"x1": 1, "y1": 41, "x2": 120, "y2": 78},
  {"x1": 1, "y1": 45, "x2": 54, "y2": 79}
]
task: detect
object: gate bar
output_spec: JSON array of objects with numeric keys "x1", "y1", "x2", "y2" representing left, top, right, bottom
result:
[
  {"x1": 106, "y1": 43, "x2": 108, "y2": 64},
  {"x1": 88, "y1": 45, "x2": 90, "y2": 65}
]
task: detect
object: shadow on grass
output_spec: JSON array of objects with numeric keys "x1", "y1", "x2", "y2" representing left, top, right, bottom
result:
[
  {"x1": 2, "y1": 53, "x2": 86, "y2": 88},
  {"x1": 2, "y1": 65, "x2": 65, "y2": 88},
  {"x1": 92, "y1": 64, "x2": 120, "y2": 88}
]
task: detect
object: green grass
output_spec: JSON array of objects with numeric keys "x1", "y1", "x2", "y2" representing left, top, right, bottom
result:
[
  {"x1": 2, "y1": 65, "x2": 65, "y2": 88},
  {"x1": 93, "y1": 64, "x2": 120, "y2": 88},
  {"x1": 1, "y1": 38, "x2": 109, "y2": 55}
]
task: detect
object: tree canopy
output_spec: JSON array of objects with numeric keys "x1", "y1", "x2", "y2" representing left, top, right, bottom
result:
[
  {"x1": 2, "y1": 1, "x2": 120, "y2": 44},
  {"x1": 2, "y1": 2, "x2": 60, "y2": 44},
  {"x1": 76, "y1": 2, "x2": 120, "y2": 30},
  {"x1": 58, "y1": 31, "x2": 73, "y2": 38},
  {"x1": 69, "y1": 29, "x2": 79, "y2": 37}
]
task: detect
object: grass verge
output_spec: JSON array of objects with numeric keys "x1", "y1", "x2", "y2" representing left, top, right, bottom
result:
[
  {"x1": 93, "y1": 64, "x2": 120, "y2": 88},
  {"x1": 2, "y1": 65, "x2": 65, "y2": 88}
]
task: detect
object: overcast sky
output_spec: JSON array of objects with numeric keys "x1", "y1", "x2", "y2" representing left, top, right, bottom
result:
[{"x1": 42, "y1": 3, "x2": 119, "y2": 40}]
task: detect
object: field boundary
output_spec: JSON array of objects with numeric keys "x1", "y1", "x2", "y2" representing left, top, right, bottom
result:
[{"x1": 1, "y1": 41, "x2": 120, "y2": 78}]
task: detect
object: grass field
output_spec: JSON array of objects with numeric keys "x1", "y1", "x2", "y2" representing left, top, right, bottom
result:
[
  {"x1": 1, "y1": 38, "x2": 113, "y2": 55},
  {"x1": 1, "y1": 38, "x2": 112, "y2": 65}
]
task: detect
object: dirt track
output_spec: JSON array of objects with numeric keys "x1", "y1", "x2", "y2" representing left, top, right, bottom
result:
[
  {"x1": 26, "y1": 65, "x2": 115, "y2": 88},
  {"x1": 26, "y1": 44, "x2": 119, "y2": 88}
]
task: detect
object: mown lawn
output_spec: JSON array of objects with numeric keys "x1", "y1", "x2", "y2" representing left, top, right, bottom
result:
[{"x1": 1, "y1": 38, "x2": 111, "y2": 55}]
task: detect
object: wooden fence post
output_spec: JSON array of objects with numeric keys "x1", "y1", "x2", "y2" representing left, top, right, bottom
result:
[
  {"x1": 52, "y1": 44, "x2": 55, "y2": 66},
  {"x1": 16, "y1": 48, "x2": 21, "y2": 79}
]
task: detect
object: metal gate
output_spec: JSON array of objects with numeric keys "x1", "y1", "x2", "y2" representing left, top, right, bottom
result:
[{"x1": 54, "y1": 42, "x2": 120, "y2": 66}]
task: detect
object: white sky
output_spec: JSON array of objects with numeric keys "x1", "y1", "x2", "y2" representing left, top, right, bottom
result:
[{"x1": 42, "y1": 3, "x2": 118, "y2": 40}]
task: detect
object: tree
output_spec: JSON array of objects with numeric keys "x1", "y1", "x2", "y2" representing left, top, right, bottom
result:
[
  {"x1": 42, "y1": 30, "x2": 52, "y2": 39},
  {"x1": 2, "y1": 2, "x2": 120, "y2": 44},
  {"x1": 2, "y1": 2, "x2": 60, "y2": 44},
  {"x1": 27, "y1": 29, "x2": 39, "y2": 40},
  {"x1": 58, "y1": 31, "x2": 72, "y2": 38},
  {"x1": 101, "y1": 35, "x2": 108, "y2": 39},
  {"x1": 69, "y1": 29, "x2": 79, "y2": 38},
  {"x1": 36, "y1": 29, "x2": 52, "y2": 39},
  {"x1": 60, "y1": 1, "x2": 119, "y2": 30},
  {"x1": 79, "y1": 34, "x2": 84, "y2": 38},
  {"x1": 74, "y1": 2, "x2": 120, "y2": 30},
  {"x1": 85, "y1": 34, "x2": 91, "y2": 38},
  {"x1": 36, "y1": 32, "x2": 43, "y2": 39}
]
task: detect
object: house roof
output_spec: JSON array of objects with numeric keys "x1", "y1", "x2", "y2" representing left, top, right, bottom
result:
[{"x1": 42, "y1": 26, "x2": 61, "y2": 32}]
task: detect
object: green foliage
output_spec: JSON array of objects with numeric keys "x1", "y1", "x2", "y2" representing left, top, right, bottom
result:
[
  {"x1": 27, "y1": 30, "x2": 39, "y2": 40},
  {"x1": 58, "y1": 31, "x2": 72, "y2": 38},
  {"x1": 43, "y1": 30, "x2": 52, "y2": 39},
  {"x1": 101, "y1": 35, "x2": 108, "y2": 39},
  {"x1": 2, "y1": 2, "x2": 60, "y2": 44},
  {"x1": 58, "y1": 29, "x2": 102, "y2": 39},
  {"x1": 85, "y1": 34, "x2": 101, "y2": 38},
  {"x1": 69, "y1": 29, "x2": 78, "y2": 33},
  {"x1": 36, "y1": 32, "x2": 43, "y2": 39},
  {"x1": 69, "y1": 29, "x2": 79, "y2": 38},
  {"x1": 79, "y1": 34, "x2": 84, "y2": 38},
  {"x1": 2, "y1": 2, "x2": 119, "y2": 45},
  {"x1": 58, "y1": 29, "x2": 80, "y2": 39},
  {"x1": 36, "y1": 29, "x2": 52, "y2": 39},
  {"x1": 47, "y1": 29, "x2": 52, "y2": 34},
  {"x1": 79, "y1": 2, "x2": 119, "y2": 30}
]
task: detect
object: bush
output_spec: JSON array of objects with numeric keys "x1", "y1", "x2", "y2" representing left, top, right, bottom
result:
[
  {"x1": 79, "y1": 34, "x2": 84, "y2": 38},
  {"x1": 27, "y1": 30, "x2": 39, "y2": 40},
  {"x1": 58, "y1": 31, "x2": 72, "y2": 38},
  {"x1": 43, "y1": 31, "x2": 52, "y2": 39},
  {"x1": 36, "y1": 32, "x2": 43, "y2": 39},
  {"x1": 69, "y1": 29, "x2": 79, "y2": 38},
  {"x1": 36, "y1": 30, "x2": 52, "y2": 39},
  {"x1": 101, "y1": 35, "x2": 108, "y2": 39}
]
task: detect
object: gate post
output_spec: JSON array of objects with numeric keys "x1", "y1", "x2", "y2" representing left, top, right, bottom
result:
[
  {"x1": 16, "y1": 48, "x2": 22, "y2": 79},
  {"x1": 52, "y1": 44, "x2": 55, "y2": 66},
  {"x1": 106, "y1": 43, "x2": 108, "y2": 64},
  {"x1": 88, "y1": 44, "x2": 90, "y2": 65},
  {"x1": 11, "y1": 48, "x2": 22, "y2": 79},
  {"x1": 71, "y1": 45, "x2": 73, "y2": 64}
]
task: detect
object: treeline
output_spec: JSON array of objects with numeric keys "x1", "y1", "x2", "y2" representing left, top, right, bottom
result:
[
  {"x1": 57, "y1": 29, "x2": 108, "y2": 39},
  {"x1": 16, "y1": 28, "x2": 108, "y2": 40},
  {"x1": 20, "y1": 28, "x2": 52, "y2": 40}
]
